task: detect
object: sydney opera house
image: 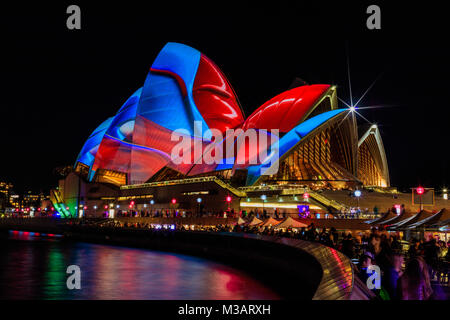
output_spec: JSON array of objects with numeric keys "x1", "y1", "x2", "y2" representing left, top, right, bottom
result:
[{"x1": 52, "y1": 42, "x2": 390, "y2": 218}]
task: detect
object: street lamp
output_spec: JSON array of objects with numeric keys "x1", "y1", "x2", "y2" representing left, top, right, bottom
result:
[
  {"x1": 197, "y1": 197, "x2": 202, "y2": 216},
  {"x1": 261, "y1": 194, "x2": 267, "y2": 213},
  {"x1": 354, "y1": 189, "x2": 361, "y2": 209},
  {"x1": 416, "y1": 186, "x2": 424, "y2": 210},
  {"x1": 226, "y1": 195, "x2": 232, "y2": 211},
  {"x1": 149, "y1": 199, "x2": 154, "y2": 215},
  {"x1": 171, "y1": 198, "x2": 177, "y2": 216}
]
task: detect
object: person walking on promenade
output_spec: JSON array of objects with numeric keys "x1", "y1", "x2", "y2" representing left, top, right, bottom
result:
[
  {"x1": 408, "y1": 238, "x2": 422, "y2": 258},
  {"x1": 383, "y1": 251, "x2": 404, "y2": 300},
  {"x1": 342, "y1": 234, "x2": 355, "y2": 259},
  {"x1": 357, "y1": 251, "x2": 375, "y2": 289},
  {"x1": 397, "y1": 256, "x2": 433, "y2": 300}
]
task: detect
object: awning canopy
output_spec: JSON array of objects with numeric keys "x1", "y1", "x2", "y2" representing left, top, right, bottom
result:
[
  {"x1": 260, "y1": 217, "x2": 282, "y2": 227},
  {"x1": 388, "y1": 210, "x2": 434, "y2": 230},
  {"x1": 248, "y1": 216, "x2": 263, "y2": 226},
  {"x1": 406, "y1": 208, "x2": 450, "y2": 230},
  {"x1": 366, "y1": 211, "x2": 398, "y2": 225},
  {"x1": 429, "y1": 218, "x2": 450, "y2": 230},
  {"x1": 435, "y1": 224, "x2": 450, "y2": 232},
  {"x1": 274, "y1": 217, "x2": 308, "y2": 229},
  {"x1": 376, "y1": 210, "x2": 416, "y2": 227}
]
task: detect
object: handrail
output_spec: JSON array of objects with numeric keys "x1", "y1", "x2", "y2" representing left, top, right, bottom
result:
[
  {"x1": 120, "y1": 176, "x2": 219, "y2": 189},
  {"x1": 308, "y1": 190, "x2": 347, "y2": 211},
  {"x1": 213, "y1": 178, "x2": 246, "y2": 197},
  {"x1": 219, "y1": 232, "x2": 374, "y2": 300},
  {"x1": 121, "y1": 176, "x2": 246, "y2": 197},
  {"x1": 237, "y1": 184, "x2": 346, "y2": 211}
]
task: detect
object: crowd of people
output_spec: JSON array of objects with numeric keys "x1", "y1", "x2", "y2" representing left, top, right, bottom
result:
[
  {"x1": 355, "y1": 232, "x2": 449, "y2": 300},
  {"x1": 112, "y1": 204, "x2": 393, "y2": 220},
  {"x1": 114, "y1": 208, "x2": 292, "y2": 219}
]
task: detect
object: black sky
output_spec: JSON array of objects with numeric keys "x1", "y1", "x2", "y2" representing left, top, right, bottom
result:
[{"x1": 1, "y1": 2, "x2": 449, "y2": 193}]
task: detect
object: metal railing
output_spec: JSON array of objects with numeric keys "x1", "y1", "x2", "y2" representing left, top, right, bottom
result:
[
  {"x1": 237, "y1": 184, "x2": 347, "y2": 211},
  {"x1": 121, "y1": 176, "x2": 246, "y2": 197}
]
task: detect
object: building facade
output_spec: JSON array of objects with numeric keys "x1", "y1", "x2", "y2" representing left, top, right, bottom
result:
[{"x1": 53, "y1": 42, "x2": 390, "y2": 217}]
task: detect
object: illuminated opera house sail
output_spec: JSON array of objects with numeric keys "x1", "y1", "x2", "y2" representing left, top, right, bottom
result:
[
  {"x1": 74, "y1": 42, "x2": 389, "y2": 190},
  {"x1": 51, "y1": 42, "x2": 392, "y2": 218}
]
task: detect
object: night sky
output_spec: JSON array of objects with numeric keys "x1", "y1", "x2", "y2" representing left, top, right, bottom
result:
[{"x1": 1, "y1": 2, "x2": 449, "y2": 194}]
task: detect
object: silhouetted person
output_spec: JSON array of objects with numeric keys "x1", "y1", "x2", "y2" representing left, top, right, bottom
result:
[{"x1": 397, "y1": 257, "x2": 433, "y2": 300}]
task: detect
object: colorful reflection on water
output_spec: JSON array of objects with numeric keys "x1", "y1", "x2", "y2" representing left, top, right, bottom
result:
[{"x1": 0, "y1": 231, "x2": 279, "y2": 300}]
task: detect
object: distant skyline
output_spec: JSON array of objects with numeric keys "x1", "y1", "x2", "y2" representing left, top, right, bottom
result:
[{"x1": 1, "y1": 3, "x2": 449, "y2": 193}]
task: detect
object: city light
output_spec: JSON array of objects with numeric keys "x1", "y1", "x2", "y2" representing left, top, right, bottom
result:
[
  {"x1": 416, "y1": 186, "x2": 424, "y2": 195},
  {"x1": 150, "y1": 200, "x2": 155, "y2": 205},
  {"x1": 171, "y1": 198, "x2": 177, "y2": 204},
  {"x1": 303, "y1": 193, "x2": 309, "y2": 200},
  {"x1": 260, "y1": 195, "x2": 267, "y2": 201},
  {"x1": 197, "y1": 198, "x2": 202, "y2": 203},
  {"x1": 354, "y1": 190, "x2": 362, "y2": 197},
  {"x1": 226, "y1": 196, "x2": 232, "y2": 203}
]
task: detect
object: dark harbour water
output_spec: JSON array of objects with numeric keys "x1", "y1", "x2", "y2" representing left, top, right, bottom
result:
[{"x1": 0, "y1": 230, "x2": 279, "y2": 300}]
